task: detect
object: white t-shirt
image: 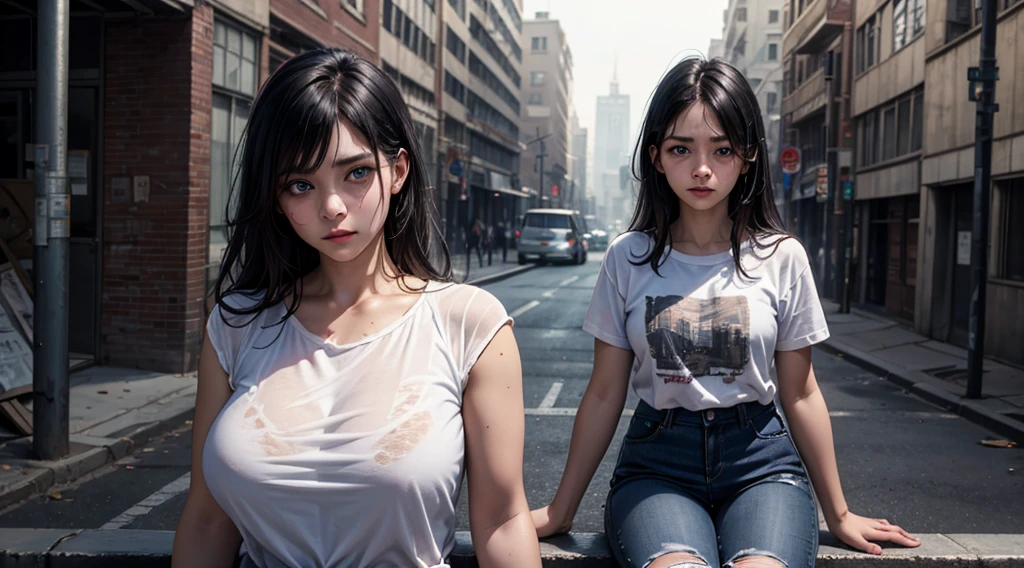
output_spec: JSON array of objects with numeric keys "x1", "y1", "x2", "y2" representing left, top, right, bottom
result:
[
  {"x1": 583, "y1": 231, "x2": 829, "y2": 411},
  {"x1": 202, "y1": 281, "x2": 511, "y2": 568}
]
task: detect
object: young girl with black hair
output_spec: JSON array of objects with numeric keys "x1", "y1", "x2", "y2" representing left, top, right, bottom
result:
[
  {"x1": 532, "y1": 57, "x2": 919, "y2": 567},
  {"x1": 172, "y1": 48, "x2": 541, "y2": 568}
]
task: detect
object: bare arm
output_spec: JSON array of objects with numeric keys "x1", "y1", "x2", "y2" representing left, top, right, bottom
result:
[
  {"x1": 171, "y1": 335, "x2": 242, "y2": 567},
  {"x1": 463, "y1": 325, "x2": 542, "y2": 568},
  {"x1": 777, "y1": 347, "x2": 919, "y2": 555},
  {"x1": 531, "y1": 339, "x2": 633, "y2": 536}
]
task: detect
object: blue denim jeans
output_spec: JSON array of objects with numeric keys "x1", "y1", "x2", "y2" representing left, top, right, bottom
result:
[{"x1": 605, "y1": 399, "x2": 818, "y2": 568}]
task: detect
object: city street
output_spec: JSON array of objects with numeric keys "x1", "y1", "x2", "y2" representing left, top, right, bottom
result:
[{"x1": 1, "y1": 256, "x2": 1022, "y2": 536}]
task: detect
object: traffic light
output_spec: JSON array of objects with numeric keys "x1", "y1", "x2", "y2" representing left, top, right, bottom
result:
[{"x1": 552, "y1": 184, "x2": 559, "y2": 197}]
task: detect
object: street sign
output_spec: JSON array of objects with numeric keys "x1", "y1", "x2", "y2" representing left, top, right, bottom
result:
[
  {"x1": 780, "y1": 147, "x2": 801, "y2": 174},
  {"x1": 448, "y1": 159, "x2": 463, "y2": 177}
]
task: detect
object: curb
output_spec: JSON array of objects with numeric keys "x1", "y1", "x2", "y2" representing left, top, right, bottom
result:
[
  {"x1": 819, "y1": 338, "x2": 1024, "y2": 443},
  {"x1": 1, "y1": 530, "x2": 1022, "y2": 567},
  {"x1": 466, "y1": 264, "x2": 535, "y2": 286},
  {"x1": 0, "y1": 390, "x2": 196, "y2": 512}
]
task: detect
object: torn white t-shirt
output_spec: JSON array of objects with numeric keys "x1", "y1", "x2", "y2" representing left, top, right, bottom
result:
[
  {"x1": 202, "y1": 281, "x2": 510, "y2": 568},
  {"x1": 583, "y1": 231, "x2": 829, "y2": 411}
]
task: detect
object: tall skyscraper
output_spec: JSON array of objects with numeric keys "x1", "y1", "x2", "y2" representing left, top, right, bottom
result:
[{"x1": 594, "y1": 63, "x2": 630, "y2": 227}]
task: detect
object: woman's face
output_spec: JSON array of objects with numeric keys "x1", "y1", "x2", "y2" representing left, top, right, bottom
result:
[
  {"x1": 649, "y1": 101, "x2": 749, "y2": 216},
  {"x1": 277, "y1": 119, "x2": 409, "y2": 264}
]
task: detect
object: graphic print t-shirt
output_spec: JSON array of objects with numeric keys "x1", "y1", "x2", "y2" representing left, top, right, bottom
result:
[{"x1": 583, "y1": 232, "x2": 829, "y2": 411}]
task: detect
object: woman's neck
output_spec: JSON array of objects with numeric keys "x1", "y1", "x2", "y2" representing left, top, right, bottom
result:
[
  {"x1": 307, "y1": 234, "x2": 413, "y2": 308},
  {"x1": 670, "y1": 200, "x2": 734, "y2": 254}
]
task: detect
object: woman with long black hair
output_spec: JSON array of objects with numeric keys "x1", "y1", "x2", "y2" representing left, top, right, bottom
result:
[
  {"x1": 531, "y1": 57, "x2": 919, "y2": 567},
  {"x1": 172, "y1": 48, "x2": 540, "y2": 568}
]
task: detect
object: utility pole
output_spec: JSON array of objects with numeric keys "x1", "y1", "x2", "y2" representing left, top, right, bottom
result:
[
  {"x1": 525, "y1": 128, "x2": 551, "y2": 209},
  {"x1": 966, "y1": 0, "x2": 999, "y2": 399},
  {"x1": 823, "y1": 50, "x2": 837, "y2": 296},
  {"x1": 33, "y1": 0, "x2": 72, "y2": 459}
]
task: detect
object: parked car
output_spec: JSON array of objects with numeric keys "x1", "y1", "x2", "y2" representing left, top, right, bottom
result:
[
  {"x1": 516, "y1": 208, "x2": 588, "y2": 265},
  {"x1": 588, "y1": 229, "x2": 609, "y2": 251}
]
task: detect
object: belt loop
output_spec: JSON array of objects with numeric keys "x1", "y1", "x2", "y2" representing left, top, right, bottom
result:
[
  {"x1": 736, "y1": 401, "x2": 749, "y2": 426},
  {"x1": 663, "y1": 408, "x2": 675, "y2": 428}
]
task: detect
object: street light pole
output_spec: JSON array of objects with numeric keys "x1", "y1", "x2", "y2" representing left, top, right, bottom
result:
[
  {"x1": 524, "y1": 128, "x2": 551, "y2": 209},
  {"x1": 966, "y1": 0, "x2": 1000, "y2": 399}
]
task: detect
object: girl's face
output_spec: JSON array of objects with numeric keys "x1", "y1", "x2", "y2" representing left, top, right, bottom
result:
[
  {"x1": 649, "y1": 101, "x2": 749, "y2": 216},
  {"x1": 277, "y1": 119, "x2": 409, "y2": 264}
]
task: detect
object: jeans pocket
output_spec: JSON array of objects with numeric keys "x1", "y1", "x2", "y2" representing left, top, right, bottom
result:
[
  {"x1": 751, "y1": 408, "x2": 789, "y2": 440},
  {"x1": 623, "y1": 413, "x2": 663, "y2": 443}
]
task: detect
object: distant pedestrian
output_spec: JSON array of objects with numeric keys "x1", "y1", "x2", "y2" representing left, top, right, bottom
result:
[
  {"x1": 465, "y1": 218, "x2": 484, "y2": 274},
  {"x1": 172, "y1": 48, "x2": 540, "y2": 568},
  {"x1": 495, "y1": 221, "x2": 508, "y2": 263},
  {"x1": 531, "y1": 57, "x2": 920, "y2": 567}
]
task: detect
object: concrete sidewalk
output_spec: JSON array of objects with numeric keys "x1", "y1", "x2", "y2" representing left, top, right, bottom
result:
[
  {"x1": 1, "y1": 528, "x2": 1022, "y2": 567},
  {"x1": 0, "y1": 263, "x2": 534, "y2": 511},
  {"x1": 819, "y1": 300, "x2": 1024, "y2": 443}
]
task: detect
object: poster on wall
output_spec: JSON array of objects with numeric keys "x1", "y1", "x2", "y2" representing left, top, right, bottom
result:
[
  {"x1": 957, "y1": 231, "x2": 972, "y2": 266},
  {"x1": 0, "y1": 265, "x2": 32, "y2": 393}
]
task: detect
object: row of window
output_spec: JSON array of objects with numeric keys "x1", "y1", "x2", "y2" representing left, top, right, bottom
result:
[
  {"x1": 468, "y1": 51, "x2": 520, "y2": 115},
  {"x1": 470, "y1": 131, "x2": 518, "y2": 171},
  {"x1": 469, "y1": 15, "x2": 521, "y2": 88},
  {"x1": 382, "y1": 62, "x2": 436, "y2": 107},
  {"x1": 447, "y1": 0, "x2": 465, "y2": 21},
  {"x1": 383, "y1": 0, "x2": 437, "y2": 66},
  {"x1": 487, "y1": 1, "x2": 521, "y2": 62},
  {"x1": 531, "y1": 36, "x2": 547, "y2": 51},
  {"x1": 858, "y1": 88, "x2": 923, "y2": 167},
  {"x1": 446, "y1": 26, "x2": 467, "y2": 64},
  {"x1": 444, "y1": 71, "x2": 466, "y2": 104},
  {"x1": 466, "y1": 90, "x2": 518, "y2": 141}
]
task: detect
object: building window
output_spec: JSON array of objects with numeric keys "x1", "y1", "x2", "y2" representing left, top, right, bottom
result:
[
  {"x1": 769, "y1": 9, "x2": 779, "y2": 23},
  {"x1": 530, "y1": 71, "x2": 545, "y2": 86},
  {"x1": 388, "y1": 2, "x2": 437, "y2": 65},
  {"x1": 766, "y1": 91, "x2": 778, "y2": 112},
  {"x1": 448, "y1": 0, "x2": 466, "y2": 21},
  {"x1": 894, "y1": 0, "x2": 926, "y2": 51},
  {"x1": 911, "y1": 90, "x2": 923, "y2": 151},
  {"x1": 946, "y1": 0, "x2": 976, "y2": 43},
  {"x1": 342, "y1": 0, "x2": 365, "y2": 20},
  {"x1": 736, "y1": 7, "x2": 747, "y2": 21},
  {"x1": 1002, "y1": 179, "x2": 1024, "y2": 281},
  {"x1": 210, "y1": 20, "x2": 258, "y2": 263},
  {"x1": 531, "y1": 36, "x2": 547, "y2": 51},
  {"x1": 468, "y1": 51, "x2": 520, "y2": 114},
  {"x1": 446, "y1": 26, "x2": 466, "y2": 64},
  {"x1": 469, "y1": 15, "x2": 521, "y2": 87},
  {"x1": 768, "y1": 43, "x2": 778, "y2": 60},
  {"x1": 444, "y1": 71, "x2": 465, "y2": 104},
  {"x1": 859, "y1": 87, "x2": 923, "y2": 167},
  {"x1": 528, "y1": 92, "x2": 542, "y2": 105}
]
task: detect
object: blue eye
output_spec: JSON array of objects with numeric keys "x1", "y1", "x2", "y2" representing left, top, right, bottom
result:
[
  {"x1": 716, "y1": 147, "x2": 734, "y2": 156},
  {"x1": 349, "y1": 167, "x2": 371, "y2": 181},
  {"x1": 286, "y1": 180, "x2": 313, "y2": 195},
  {"x1": 670, "y1": 146, "x2": 689, "y2": 155}
]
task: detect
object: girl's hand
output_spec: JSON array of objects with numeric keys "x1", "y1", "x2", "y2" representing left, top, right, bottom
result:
[
  {"x1": 530, "y1": 505, "x2": 572, "y2": 538},
  {"x1": 829, "y1": 511, "x2": 920, "y2": 555}
]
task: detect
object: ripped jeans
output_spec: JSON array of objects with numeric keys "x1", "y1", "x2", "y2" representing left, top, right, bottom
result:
[{"x1": 605, "y1": 399, "x2": 818, "y2": 567}]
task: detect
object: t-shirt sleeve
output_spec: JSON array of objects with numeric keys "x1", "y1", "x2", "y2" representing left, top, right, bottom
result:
[
  {"x1": 776, "y1": 244, "x2": 830, "y2": 351},
  {"x1": 440, "y1": 285, "x2": 512, "y2": 385},
  {"x1": 582, "y1": 245, "x2": 631, "y2": 350},
  {"x1": 205, "y1": 293, "x2": 260, "y2": 386}
]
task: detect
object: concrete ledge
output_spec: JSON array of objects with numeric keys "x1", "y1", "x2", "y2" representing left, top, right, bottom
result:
[
  {"x1": 2, "y1": 530, "x2": 1022, "y2": 567},
  {"x1": 819, "y1": 338, "x2": 1024, "y2": 443}
]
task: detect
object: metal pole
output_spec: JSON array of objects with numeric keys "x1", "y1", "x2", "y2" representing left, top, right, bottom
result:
[
  {"x1": 966, "y1": 0, "x2": 999, "y2": 399},
  {"x1": 537, "y1": 139, "x2": 546, "y2": 209},
  {"x1": 823, "y1": 51, "x2": 836, "y2": 294},
  {"x1": 33, "y1": 0, "x2": 72, "y2": 459}
]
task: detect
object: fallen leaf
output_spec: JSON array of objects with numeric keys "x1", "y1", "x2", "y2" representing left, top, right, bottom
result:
[
  {"x1": 47, "y1": 491, "x2": 62, "y2": 500},
  {"x1": 980, "y1": 439, "x2": 1017, "y2": 448}
]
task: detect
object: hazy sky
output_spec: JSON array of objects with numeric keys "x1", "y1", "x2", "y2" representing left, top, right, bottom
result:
[{"x1": 522, "y1": 0, "x2": 728, "y2": 180}]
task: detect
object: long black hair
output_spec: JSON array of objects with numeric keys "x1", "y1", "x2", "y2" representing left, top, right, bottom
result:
[
  {"x1": 628, "y1": 56, "x2": 789, "y2": 278},
  {"x1": 213, "y1": 48, "x2": 451, "y2": 323}
]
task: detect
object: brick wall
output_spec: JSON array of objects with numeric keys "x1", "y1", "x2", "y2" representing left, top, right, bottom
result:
[{"x1": 102, "y1": 4, "x2": 214, "y2": 373}]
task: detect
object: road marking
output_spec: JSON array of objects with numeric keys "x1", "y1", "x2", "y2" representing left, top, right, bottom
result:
[
  {"x1": 828, "y1": 410, "x2": 958, "y2": 419},
  {"x1": 539, "y1": 382, "x2": 563, "y2": 408},
  {"x1": 559, "y1": 275, "x2": 580, "y2": 287},
  {"x1": 525, "y1": 407, "x2": 634, "y2": 417},
  {"x1": 509, "y1": 300, "x2": 541, "y2": 318},
  {"x1": 101, "y1": 472, "x2": 191, "y2": 530}
]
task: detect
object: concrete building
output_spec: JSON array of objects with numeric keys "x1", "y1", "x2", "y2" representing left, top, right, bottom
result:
[
  {"x1": 915, "y1": 0, "x2": 1024, "y2": 366},
  {"x1": 594, "y1": 68, "x2": 631, "y2": 227},
  {"x1": 570, "y1": 112, "x2": 590, "y2": 216},
  {"x1": 519, "y1": 11, "x2": 574, "y2": 210},
  {"x1": 849, "y1": 0, "x2": 926, "y2": 321},
  {"x1": 437, "y1": 0, "x2": 527, "y2": 251},
  {"x1": 781, "y1": 0, "x2": 854, "y2": 294},
  {"x1": 379, "y1": 0, "x2": 441, "y2": 194},
  {"x1": 0, "y1": 0, "x2": 377, "y2": 372},
  {"x1": 718, "y1": 0, "x2": 786, "y2": 210}
]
